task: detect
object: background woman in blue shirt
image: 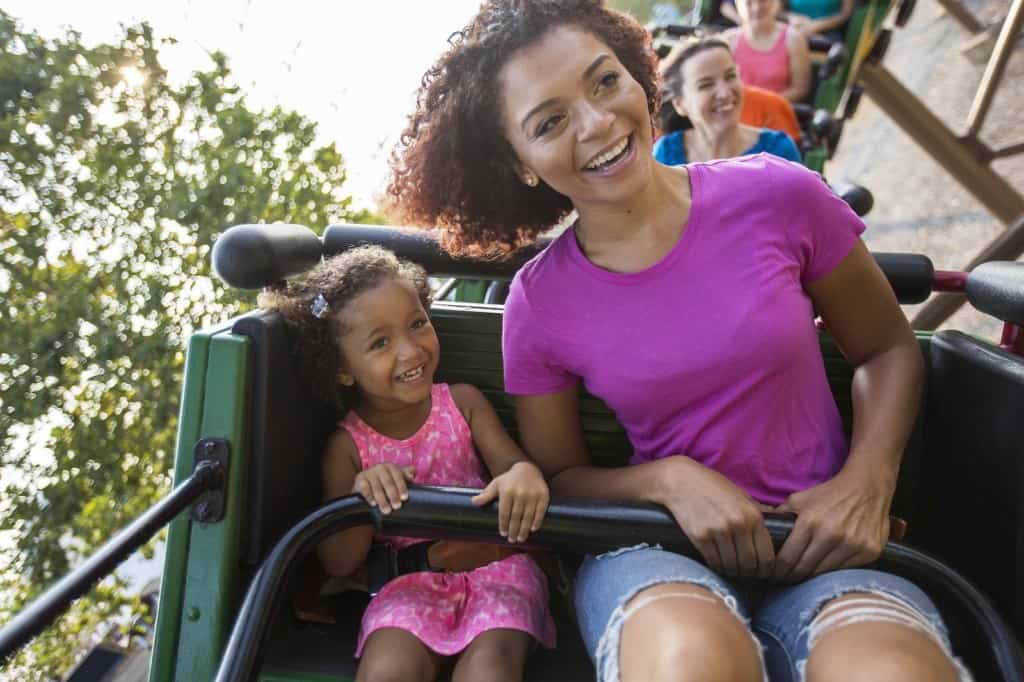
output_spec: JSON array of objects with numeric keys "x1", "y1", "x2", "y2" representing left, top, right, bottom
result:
[{"x1": 653, "y1": 37, "x2": 801, "y2": 166}]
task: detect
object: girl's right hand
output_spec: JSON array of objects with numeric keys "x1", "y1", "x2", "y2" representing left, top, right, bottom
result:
[
  {"x1": 352, "y1": 463, "x2": 416, "y2": 514},
  {"x1": 656, "y1": 456, "x2": 774, "y2": 579}
]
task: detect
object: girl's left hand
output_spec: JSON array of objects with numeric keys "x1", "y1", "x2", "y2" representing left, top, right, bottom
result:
[
  {"x1": 471, "y1": 461, "x2": 550, "y2": 543},
  {"x1": 771, "y1": 467, "x2": 893, "y2": 582}
]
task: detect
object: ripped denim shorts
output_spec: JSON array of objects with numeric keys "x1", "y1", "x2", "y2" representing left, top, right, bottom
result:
[{"x1": 575, "y1": 544, "x2": 972, "y2": 682}]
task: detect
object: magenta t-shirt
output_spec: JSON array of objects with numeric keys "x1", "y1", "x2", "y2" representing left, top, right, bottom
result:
[{"x1": 502, "y1": 154, "x2": 865, "y2": 505}]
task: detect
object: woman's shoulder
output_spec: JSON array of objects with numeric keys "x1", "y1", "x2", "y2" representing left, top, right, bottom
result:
[
  {"x1": 756, "y1": 128, "x2": 801, "y2": 159},
  {"x1": 509, "y1": 227, "x2": 577, "y2": 298}
]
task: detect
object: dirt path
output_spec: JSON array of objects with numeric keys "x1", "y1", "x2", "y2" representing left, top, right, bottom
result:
[{"x1": 827, "y1": 0, "x2": 1023, "y2": 337}]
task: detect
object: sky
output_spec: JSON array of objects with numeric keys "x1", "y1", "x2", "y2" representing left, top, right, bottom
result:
[{"x1": 3, "y1": 0, "x2": 485, "y2": 210}]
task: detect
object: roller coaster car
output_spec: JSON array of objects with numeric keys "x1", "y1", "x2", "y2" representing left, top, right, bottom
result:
[
  {"x1": 2, "y1": 216, "x2": 1019, "y2": 679},
  {"x1": 128, "y1": 222, "x2": 1024, "y2": 681}
]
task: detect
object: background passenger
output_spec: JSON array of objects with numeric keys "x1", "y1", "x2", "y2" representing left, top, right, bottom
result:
[
  {"x1": 725, "y1": 0, "x2": 812, "y2": 102},
  {"x1": 654, "y1": 37, "x2": 801, "y2": 165}
]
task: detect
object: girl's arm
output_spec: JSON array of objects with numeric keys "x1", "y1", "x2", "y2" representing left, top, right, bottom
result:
[
  {"x1": 450, "y1": 383, "x2": 549, "y2": 543},
  {"x1": 782, "y1": 29, "x2": 812, "y2": 102},
  {"x1": 772, "y1": 239, "x2": 924, "y2": 581},
  {"x1": 316, "y1": 431, "x2": 376, "y2": 577},
  {"x1": 516, "y1": 387, "x2": 775, "y2": 579},
  {"x1": 802, "y1": 0, "x2": 855, "y2": 36}
]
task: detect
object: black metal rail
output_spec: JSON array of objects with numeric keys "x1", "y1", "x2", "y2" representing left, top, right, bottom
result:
[
  {"x1": 215, "y1": 486, "x2": 1024, "y2": 681},
  {"x1": 0, "y1": 458, "x2": 226, "y2": 664}
]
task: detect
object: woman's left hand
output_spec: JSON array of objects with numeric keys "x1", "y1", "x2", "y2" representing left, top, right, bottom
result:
[
  {"x1": 472, "y1": 461, "x2": 550, "y2": 543},
  {"x1": 770, "y1": 467, "x2": 894, "y2": 582}
]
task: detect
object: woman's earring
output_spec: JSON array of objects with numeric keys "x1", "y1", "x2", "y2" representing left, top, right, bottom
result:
[
  {"x1": 338, "y1": 372, "x2": 354, "y2": 387},
  {"x1": 523, "y1": 172, "x2": 539, "y2": 187}
]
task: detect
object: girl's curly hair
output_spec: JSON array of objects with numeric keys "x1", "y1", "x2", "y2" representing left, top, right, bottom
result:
[
  {"x1": 257, "y1": 246, "x2": 431, "y2": 412},
  {"x1": 386, "y1": 0, "x2": 661, "y2": 256}
]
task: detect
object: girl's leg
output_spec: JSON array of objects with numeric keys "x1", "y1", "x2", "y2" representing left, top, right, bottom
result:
[
  {"x1": 450, "y1": 628, "x2": 533, "y2": 682},
  {"x1": 575, "y1": 545, "x2": 765, "y2": 682},
  {"x1": 755, "y1": 569, "x2": 972, "y2": 682},
  {"x1": 356, "y1": 627, "x2": 443, "y2": 682}
]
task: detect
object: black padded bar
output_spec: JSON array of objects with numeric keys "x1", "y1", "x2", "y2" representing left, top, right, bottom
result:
[
  {"x1": 874, "y1": 253, "x2": 934, "y2": 304},
  {"x1": 322, "y1": 223, "x2": 549, "y2": 279},
  {"x1": 213, "y1": 223, "x2": 323, "y2": 289},
  {"x1": 323, "y1": 225, "x2": 934, "y2": 303},
  {"x1": 966, "y1": 262, "x2": 1024, "y2": 327}
]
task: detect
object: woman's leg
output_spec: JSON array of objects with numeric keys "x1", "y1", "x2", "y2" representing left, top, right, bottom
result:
[
  {"x1": 575, "y1": 545, "x2": 765, "y2": 682},
  {"x1": 356, "y1": 627, "x2": 443, "y2": 682},
  {"x1": 450, "y1": 628, "x2": 533, "y2": 682},
  {"x1": 619, "y1": 582, "x2": 764, "y2": 682},
  {"x1": 755, "y1": 569, "x2": 972, "y2": 682}
]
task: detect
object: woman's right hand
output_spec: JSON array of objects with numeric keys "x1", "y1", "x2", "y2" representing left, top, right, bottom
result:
[
  {"x1": 655, "y1": 456, "x2": 775, "y2": 579},
  {"x1": 352, "y1": 463, "x2": 416, "y2": 514}
]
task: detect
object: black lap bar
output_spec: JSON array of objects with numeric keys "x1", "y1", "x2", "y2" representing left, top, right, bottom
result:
[
  {"x1": 212, "y1": 223, "x2": 323, "y2": 289},
  {"x1": 967, "y1": 262, "x2": 1024, "y2": 327}
]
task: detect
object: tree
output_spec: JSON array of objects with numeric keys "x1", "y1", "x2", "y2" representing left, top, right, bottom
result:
[{"x1": 0, "y1": 11, "x2": 368, "y2": 678}]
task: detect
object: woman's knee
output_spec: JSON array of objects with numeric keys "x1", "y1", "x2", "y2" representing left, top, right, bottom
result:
[
  {"x1": 618, "y1": 583, "x2": 763, "y2": 682},
  {"x1": 804, "y1": 592, "x2": 964, "y2": 682}
]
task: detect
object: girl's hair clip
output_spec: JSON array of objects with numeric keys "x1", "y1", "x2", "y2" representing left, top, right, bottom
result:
[{"x1": 310, "y1": 293, "x2": 330, "y2": 319}]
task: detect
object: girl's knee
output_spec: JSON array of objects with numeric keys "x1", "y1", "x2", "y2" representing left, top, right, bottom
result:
[
  {"x1": 357, "y1": 657, "x2": 435, "y2": 682},
  {"x1": 452, "y1": 630, "x2": 531, "y2": 682}
]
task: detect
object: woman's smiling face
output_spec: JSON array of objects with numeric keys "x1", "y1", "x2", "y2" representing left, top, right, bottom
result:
[
  {"x1": 673, "y1": 46, "x2": 744, "y2": 136},
  {"x1": 498, "y1": 26, "x2": 655, "y2": 208}
]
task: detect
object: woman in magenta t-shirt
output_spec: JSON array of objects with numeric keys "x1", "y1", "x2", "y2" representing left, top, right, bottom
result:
[{"x1": 387, "y1": 2, "x2": 969, "y2": 681}]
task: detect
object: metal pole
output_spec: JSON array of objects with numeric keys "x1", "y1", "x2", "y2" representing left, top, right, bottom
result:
[
  {"x1": 965, "y1": 0, "x2": 1024, "y2": 138},
  {"x1": 858, "y1": 61, "x2": 1024, "y2": 225},
  {"x1": 932, "y1": 0, "x2": 986, "y2": 34},
  {"x1": 912, "y1": 214, "x2": 1024, "y2": 329},
  {"x1": 0, "y1": 460, "x2": 224, "y2": 664}
]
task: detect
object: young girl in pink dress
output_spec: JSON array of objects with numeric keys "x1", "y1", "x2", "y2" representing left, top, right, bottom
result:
[{"x1": 259, "y1": 245, "x2": 556, "y2": 682}]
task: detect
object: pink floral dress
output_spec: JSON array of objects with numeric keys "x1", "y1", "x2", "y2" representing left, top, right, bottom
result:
[{"x1": 341, "y1": 383, "x2": 557, "y2": 656}]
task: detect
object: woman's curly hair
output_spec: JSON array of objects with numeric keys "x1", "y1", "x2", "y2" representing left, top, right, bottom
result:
[
  {"x1": 386, "y1": 0, "x2": 661, "y2": 256},
  {"x1": 257, "y1": 246, "x2": 431, "y2": 412}
]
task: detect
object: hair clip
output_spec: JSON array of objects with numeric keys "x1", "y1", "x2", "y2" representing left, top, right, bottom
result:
[{"x1": 310, "y1": 293, "x2": 330, "y2": 319}]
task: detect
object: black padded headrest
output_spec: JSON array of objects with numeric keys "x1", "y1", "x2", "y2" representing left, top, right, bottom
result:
[
  {"x1": 212, "y1": 223, "x2": 322, "y2": 289},
  {"x1": 322, "y1": 224, "x2": 549, "y2": 279},
  {"x1": 873, "y1": 253, "x2": 934, "y2": 304},
  {"x1": 214, "y1": 223, "x2": 937, "y2": 304},
  {"x1": 966, "y1": 262, "x2": 1024, "y2": 327}
]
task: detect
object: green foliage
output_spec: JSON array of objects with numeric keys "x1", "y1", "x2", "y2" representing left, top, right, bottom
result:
[
  {"x1": 0, "y1": 11, "x2": 367, "y2": 678},
  {"x1": 608, "y1": 0, "x2": 698, "y2": 23}
]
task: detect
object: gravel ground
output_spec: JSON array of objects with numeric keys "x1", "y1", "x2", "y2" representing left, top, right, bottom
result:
[{"x1": 826, "y1": 0, "x2": 1024, "y2": 339}]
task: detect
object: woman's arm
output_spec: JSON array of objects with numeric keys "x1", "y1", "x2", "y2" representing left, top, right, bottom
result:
[
  {"x1": 517, "y1": 387, "x2": 775, "y2": 578},
  {"x1": 772, "y1": 239, "x2": 924, "y2": 581},
  {"x1": 316, "y1": 432, "x2": 375, "y2": 577},
  {"x1": 781, "y1": 29, "x2": 811, "y2": 102}
]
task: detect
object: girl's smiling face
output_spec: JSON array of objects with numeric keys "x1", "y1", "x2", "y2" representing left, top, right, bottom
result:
[
  {"x1": 335, "y1": 277, "x2": 439, "y2": 411},
  {"x1": 498, "y1": 26, "x2": 655, "y2": 209},
  {"x1": 673, "y1": 47, "x2": 744, "y2": 136}
]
